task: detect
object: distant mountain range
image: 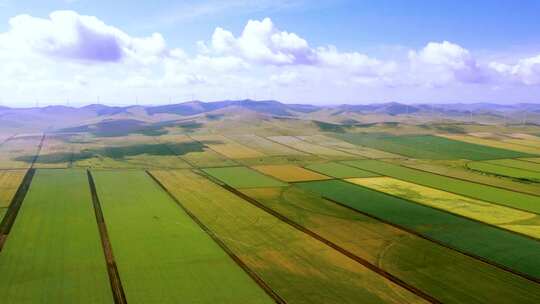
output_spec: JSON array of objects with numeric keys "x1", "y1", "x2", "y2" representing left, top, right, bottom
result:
[
  {"x1": 0, "y1": 99, "x2": 539, "y2": 132},
  {"x1": 2, "y1": 100, "x2": 539, "y2": 117}
]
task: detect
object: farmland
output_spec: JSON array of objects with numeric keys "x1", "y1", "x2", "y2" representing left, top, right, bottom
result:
[
  {"x1": 0, "y1": 100, "x2": 540, "y2": 303},
  {"x1": 150, "y1": 169, "x2": 428, "y2": 304},
  {"x1": 343, "y1": 160, "x2": 540, "y2": 214},
  {"x1": 297, "y1": 180, "x2": 540, "y2": 279},
  {"x1": 349, "y1": 177, "x2": 540, "y2": 239},
  {"x1": 241, "y1": 185, "x2": 540, "y2": 303},
  {"x1": 0, "y1": 169, "x2": 112, "y2": 303}
]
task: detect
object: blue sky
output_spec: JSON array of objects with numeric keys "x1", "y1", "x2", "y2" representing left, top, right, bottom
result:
[{"x1": 0, "y1": 0, "x2": 539, "y2": 106}]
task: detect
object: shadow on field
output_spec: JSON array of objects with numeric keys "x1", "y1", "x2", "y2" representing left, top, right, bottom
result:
[
  {"x1": 58, "y1": 119, "x2": 204, "y2": 137},
  {"x1": 15, "y1": 142, "x2": 207, "y2": 164}
]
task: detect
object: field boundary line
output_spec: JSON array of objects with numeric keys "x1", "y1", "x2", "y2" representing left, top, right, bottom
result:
[
  {"x1": 321, "y1": 195, "x2": 540, "y2": 285},
  {"x1": 145, "y1": 170, "x2": 286, "y2": 304},
  {"x1": 87, "y1": 170, "x2": 128, "y2": 304},
  {"x1": 340, "y1": 161, "x2": 540, "y2": 215},
  {"x1": 0, "y1": 168, "x2": 35, "y2": 252},
  {"x1": 211, "y1": 180, "x2": 442, "y2": 303}
]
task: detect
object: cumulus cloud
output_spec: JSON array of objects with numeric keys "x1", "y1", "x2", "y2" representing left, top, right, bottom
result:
[
  {"x1": 489, "y1": 54, "x2": 540, "y2": 85},
  {"x1": 0, "y1": 11, "x2": 167, "y2": 63},
  {"x1": 408, "y1": 41, "x2": 485, "y2": 85},
  {"x1": 206, "y1": 17, "x2": 316, "y2": 65}
]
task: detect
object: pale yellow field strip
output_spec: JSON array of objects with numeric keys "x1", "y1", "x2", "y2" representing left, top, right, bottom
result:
[
  {"x1": 437, "y1": 134, "x2": 540, "y2": 154},
  {"x1": 0, "y1": 170, "x2": 26, "y2": 208},
  {"x1": 267, "y1": 136, "x2": 353, "y2": 157},
  {"x1": 227, "y1": 134, "x2": 305, "y2": 156},
  {"x1": 297, "y1": 135, "x2": 402, "y2": 159},
  {"x1": 191, "y1": 134, "x2": 266, "y2": 159},
  {"x1": 252, "y1": 164, "x2": 331, "y2": 182},
  {"x1": 347, "y1": 177, "x2": 540, "y2": 239}
]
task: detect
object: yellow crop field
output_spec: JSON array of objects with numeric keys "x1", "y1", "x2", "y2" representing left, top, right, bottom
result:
[
  {"x1": 252, "y1": 164, "x2": 331, "y2": 182},
  {"x1": 0, "y1": 170, "x2": 26, "y2": 208},
  {"x1": 267, "y1": 136, "x2": 353, "y2": 157},
  {"x1": 191, "y1": 134, "x2": 266, "y2": 159},
  {"x1": 348, "y1": 177, "x2": 540, "y2": 239},
  {"x1": 438, "y1": 134, "x2": 540, "y2": 154}
]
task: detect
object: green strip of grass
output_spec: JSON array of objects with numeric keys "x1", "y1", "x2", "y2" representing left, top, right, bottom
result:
[
  {"x1": 487, "y1": 159, "x2": 540, "y2": 173},
  {"x1": 335, "y1": 134, "x2": 533, "y2": 160},
  {"x1": 305, "y1": 162, "x2": 379, "y2": 178},
  {"x1": 92, "y1": 170, "x2": 273, "y2": 304},
  {"x1": 343, "y1": 160, "x2": 540, "y2": 214},
  {"x1": 297, "y1": 179, "x2": 540, "y2": 280},
  {"x1": 468, "y1": 161, "x2": 540, "y2": 182},
  {"x1": 243, "y1": 185, "x2": 540, "y2": 304},
  {"x1": 0, "y1": 169, "x2": 113, "y2": 304},
  {"x1": 203, "y1": 166, "x2": 287, "y2": 188}
]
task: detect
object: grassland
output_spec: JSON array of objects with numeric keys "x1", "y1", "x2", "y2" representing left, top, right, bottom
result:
[
  {"x1": 203, "y1": 166, "x2": 287, "y2": 188},
  {"x1": 298, "y1": 180, "x2": 540, "y2": 279},
  {"x1": 0, "y1": 169, "x2": 112, "y2": 303},
  {"x1": 150, "y1": 169, "x2": 429, "y2": 304},
  {"x1": 467, "y1": 161, "x2": 540, "y2": 181},
  {"x1": 241, "y1": 185, "x2": 540, "y2": 304},
  {"x1": 91, "y1": 170, "x2": 273, "y2": 304},
  {"x1": 252, "y1": 164, "x2": 330, "y2": 182},
  {"x1": 343, "y1": 160, "x2": 540, "y2": 214},
  {"x1": 349, "y1": 177, "x2": 540, "y2": 239},
  {"x1": 335, "y1": 133, "x2": 532, "y2": 160},
  {"x1": 305, "y1": 162, "x2": 379, "y2": 178},
  {"x1": 33, "y1": 135, "x2": 74, "y2": 168},
  {"x1": 191, "y1": 134, "x2": 266, "y2": 159},
  {"x1": 395, "y1": 159, "x2": 540, "y2": 196},
  {"x1": 438, "y1": 134, "x2": 540, "y2": 155}
]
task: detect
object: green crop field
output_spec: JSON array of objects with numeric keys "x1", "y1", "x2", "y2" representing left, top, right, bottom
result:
[
  {"x1": 335, "y1": 134, "x2": 534, "y2": 160},
  {"x1": 467, "y1": 161, "x2": 540, "y2": 182},
  {"x1": 0, "y1": 169, "x2": 112, "y2": 303},
  {"x1": 297, "y1": 180, "x2": 540, "y2": 279},
  {"x1": 343, "y1": 160, "x2": 540, "y2": 214},
  {"x1": 241, "y1": 185, "x2": 540, "y2": 304},
  {"x1": 203, "y1": 166, "x2": 287, "y2": 188},
  {"x1": 487, "y1": 159, "x2": 540, "y2": 172},
  {"x1": 91, "y1": 170, "x2": 273, "y2": 304}
]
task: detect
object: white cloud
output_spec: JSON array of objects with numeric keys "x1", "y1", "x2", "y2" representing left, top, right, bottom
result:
[
  {"x1": 0, "y1": 11, "x2": 167, "y2": 64},
  {"x1": 408, "y1": 41, "x2": 485, "y2": 85},
  {"x1": 489, "y1": 54, "x2": 540, "y2": 85},
  {"x1": 1, "y1": 11, "x2": 539, "y2": 106}
]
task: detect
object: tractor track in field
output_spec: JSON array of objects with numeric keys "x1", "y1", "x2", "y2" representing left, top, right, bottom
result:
[
  {"x1": 0, "y1": 168, "x2": 35, "y2": 252},
  {"x1": 87, "y1": 170, "x2": 128, "y2": 304},
  {"x1": 212, "y1": 181, "x2": 442, "y2": 304},
  {"x1": 322, "y1": 195, "x2": 540, "y2": 285},
  {"x1": 145, "y1": 170, "x2": 287, "y2": 304}
]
